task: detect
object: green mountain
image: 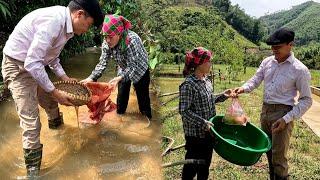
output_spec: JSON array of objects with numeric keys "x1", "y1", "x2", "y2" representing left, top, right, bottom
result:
[
  {"x1": 260, "y1": 1, "x2": 320, "y2": 45},
  {"x1": 142, "y1": 1, "x2": 257, "y2": 67}
]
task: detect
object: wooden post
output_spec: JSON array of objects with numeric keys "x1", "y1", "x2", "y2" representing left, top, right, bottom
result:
[{"x1": 213, "y1": 64, "x2": 216, "y2": 92}]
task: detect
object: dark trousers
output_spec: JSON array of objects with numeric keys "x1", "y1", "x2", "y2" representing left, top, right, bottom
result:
[
  {"x1": 117, "y1": 69, "x2": 152, "y2": 119},
  {"x1": 182, "y1": 133, "x2": 214, "y2": 180}
]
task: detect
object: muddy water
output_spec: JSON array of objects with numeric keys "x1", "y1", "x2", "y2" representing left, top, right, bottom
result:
[{"x1": 0, "y1": 51, "x2": 162, "y2": 179}]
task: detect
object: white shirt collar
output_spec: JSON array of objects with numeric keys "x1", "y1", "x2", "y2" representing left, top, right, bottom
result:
[
  {"x1": 66, "y1": 7, "x2": 74, "y2": 35},
  {"x1": 273, "y1": 51, "x2": 295, "y2": 64}
]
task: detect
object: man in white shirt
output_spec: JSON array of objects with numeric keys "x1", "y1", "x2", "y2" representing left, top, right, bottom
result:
[
  {"x1": 234, "y1": 28, "x2": 312, "y2": 180},
  {"x1": 1, "y1": 0, "x2": 103, "y2": 176}
]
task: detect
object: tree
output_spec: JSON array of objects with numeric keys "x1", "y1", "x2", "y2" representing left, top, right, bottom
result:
[{"x1": 212, "y1": 1, "x2": 266, "y2": 44}]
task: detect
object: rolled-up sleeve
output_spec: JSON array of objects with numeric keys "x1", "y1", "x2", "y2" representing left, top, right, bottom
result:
[
  {"x1": 283, "y1": 69, "x2": 313, "y2": 123},
  {"x1": 214, "y1": 92, "x2": 228, "y2": 103}
]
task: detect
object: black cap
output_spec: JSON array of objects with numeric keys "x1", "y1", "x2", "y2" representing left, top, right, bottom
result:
[
  {"x1": 266, "y1": 27, "x2": 295, "y2": 45},
  {"x1": 72, "y1": 0, "x2": 104, "y2": 27}
]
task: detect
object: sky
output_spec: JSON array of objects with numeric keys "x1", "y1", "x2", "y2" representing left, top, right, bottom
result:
[{"x1": 229, "y1": 0, "x2": 320, "y2": 18}]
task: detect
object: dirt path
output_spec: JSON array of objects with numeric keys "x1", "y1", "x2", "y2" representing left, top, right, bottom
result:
[{"x1": 302, "y1": 94, "x2": 320, "y2": 137}]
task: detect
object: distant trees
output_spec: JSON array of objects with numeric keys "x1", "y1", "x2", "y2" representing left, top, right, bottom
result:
[
  {"x1": 141, "y1": 1, "x2": 264, "y2": 80},
  {"x1": 295, "y1": 43, "x2": 320, "y2": 70},
  {"x1": 260, "y1": 1, "x2": 320, "y2": 46},
  {"x1": 260, "y1": 1, "x2": 314, "y2": 34},
  {"x1": 205, "y1": 0, "x2": 267, "y2": 44}
]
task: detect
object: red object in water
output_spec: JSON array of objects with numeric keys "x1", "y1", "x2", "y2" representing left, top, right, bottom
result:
[{"x1": 83, "y1": 82, "x2": 117, "y2": 124}]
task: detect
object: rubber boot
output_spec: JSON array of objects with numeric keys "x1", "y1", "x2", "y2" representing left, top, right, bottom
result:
[
  {"x1": 23, "y1": 144, "x2": 43, "y2": 177},
  {"x1": 48, "y1": 112, "x2": 64, "y2": 129}
]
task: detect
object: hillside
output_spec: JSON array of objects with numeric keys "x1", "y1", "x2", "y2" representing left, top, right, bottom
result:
[
  {"x1": 142, "y1": 1, "x2": 257, "y2": 66},
  {"x1": 260, "y1": 1, "x2": 320, "y2": 45}
]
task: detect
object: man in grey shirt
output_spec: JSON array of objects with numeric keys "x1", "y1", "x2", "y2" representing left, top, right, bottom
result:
[{"x1": 234, "y1": 28, "x2": 312, "y2": 180}]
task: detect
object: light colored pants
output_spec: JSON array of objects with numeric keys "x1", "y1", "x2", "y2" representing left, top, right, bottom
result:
[
  {"x1": 2, "y1": 54, "x2": 59, "y2": 149},
  {"x1": 260, "y1": 103, "x2": 294, "y2": 178}
]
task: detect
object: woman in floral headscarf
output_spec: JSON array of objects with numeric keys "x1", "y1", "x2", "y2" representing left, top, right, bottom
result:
[
  {"x1": 179, "y1": 47, "x2": 232, "y2": 179},
  {"x1": 81, "y1": 14, "x2": 152, "y2": 120}
]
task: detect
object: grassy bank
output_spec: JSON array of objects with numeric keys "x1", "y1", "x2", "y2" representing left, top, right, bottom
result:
[
  {"x1": 158, "y1": 64, "x2": 320, "y2": 179},
  {"x1": 158, "y1": 63, "x2": 320, "y2": 86}
]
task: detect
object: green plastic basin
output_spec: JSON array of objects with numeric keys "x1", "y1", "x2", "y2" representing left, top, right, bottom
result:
[{"x1": 209, "y1": 114, "x2": 271, "y2": 166}]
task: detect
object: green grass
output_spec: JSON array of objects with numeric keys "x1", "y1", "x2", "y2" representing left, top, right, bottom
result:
[
  {"x1": 158, "y1": 63, "x2": 320, "y2": 86},
  {"x1": 158, "y1": 64, "x2": 320, "y2": 179},
  {"x1": 310, "y1": 69, "x2": 320, "y2": 87}
]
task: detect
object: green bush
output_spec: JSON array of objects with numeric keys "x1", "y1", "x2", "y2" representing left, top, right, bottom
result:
[{"x1": 295, "y1": 43, "x2": 320, "y2": 70}]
